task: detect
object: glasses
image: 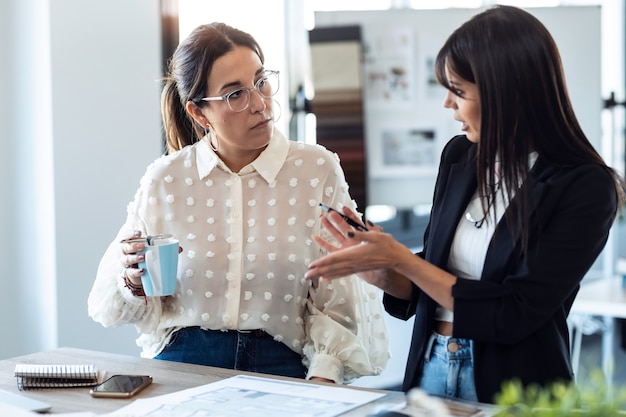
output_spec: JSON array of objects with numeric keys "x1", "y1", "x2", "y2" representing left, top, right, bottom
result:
[{"x1": 198, "y1": 70, "x2": 280, "y2": 112}]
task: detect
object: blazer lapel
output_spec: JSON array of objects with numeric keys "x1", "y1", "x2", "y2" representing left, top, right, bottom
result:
[{"x1": 426, "y1": 157, "x2": 477, "y2": 267}]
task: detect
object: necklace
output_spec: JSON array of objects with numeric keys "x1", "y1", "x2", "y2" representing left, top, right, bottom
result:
[
  {"x1": 464, "y1": 182, "x2": 501, "y2": 229},
  {"x1": 465, "y1": 161, "x2": 503, "y2": 228},
  {"x1": 465, "y1": 200, "x2": 492, "y2": 228}
]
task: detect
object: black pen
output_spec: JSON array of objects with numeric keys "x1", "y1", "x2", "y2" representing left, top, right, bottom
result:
[{"x1": 318, "y1": 203, "x2": 368, "y2": 232}]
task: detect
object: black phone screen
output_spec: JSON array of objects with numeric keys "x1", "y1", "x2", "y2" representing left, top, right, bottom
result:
[{"x1": 90, "y1": 375, "x2": 152, "y2": 397}]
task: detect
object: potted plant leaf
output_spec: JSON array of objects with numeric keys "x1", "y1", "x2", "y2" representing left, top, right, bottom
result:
[{"x1": 494, "y1": 370, "x2": 626, "y2": 416}]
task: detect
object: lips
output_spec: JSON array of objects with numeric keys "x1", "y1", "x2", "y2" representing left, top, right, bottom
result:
[
  {"x1": 252, "y1": 119, "x2": 271, "y2": 129},
  {"x1": 454, "y1": 117, "x2": 467, "y2": 131}
]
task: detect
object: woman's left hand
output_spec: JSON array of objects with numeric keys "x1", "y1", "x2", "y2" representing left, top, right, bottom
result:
[
  {"x1": 314, "y1": 206, "x2": 382, "y2": 253},
  {"x1": 308, "y1": 227, "x2": 394, "y2": 279},
  {"x1": 308, "y1": 208, "x2": 400, "y2": 285},
  {"x1": 310, "y1": 206, "x2": 418, "y2": 300}
]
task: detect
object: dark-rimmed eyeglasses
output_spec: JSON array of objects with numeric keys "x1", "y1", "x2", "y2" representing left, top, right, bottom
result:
[{"x1": 197, "y1": 70, "x2": 280, "y2": 112}]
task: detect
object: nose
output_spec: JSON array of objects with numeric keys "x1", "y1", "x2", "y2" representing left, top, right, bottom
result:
[
  {"x1": 443, "y1": 89, "x2": 456, "y2": 109},
  {"x1": 248, "y1": 89, "x2": 267, "y2": 113}
]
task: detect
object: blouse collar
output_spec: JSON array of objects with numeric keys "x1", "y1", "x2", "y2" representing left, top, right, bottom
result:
[{"x1": 195, "y1": 129, "x2": 289, "y2": 184}]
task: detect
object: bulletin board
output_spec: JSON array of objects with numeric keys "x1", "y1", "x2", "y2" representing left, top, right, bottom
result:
[{"x1": 314, "y1": 6, "x2": 601, "y2": 208}]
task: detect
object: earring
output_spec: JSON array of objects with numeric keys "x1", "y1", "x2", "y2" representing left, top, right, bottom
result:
[{"x1": 206, "y1": 123, "x2": 218, "y2": 152}]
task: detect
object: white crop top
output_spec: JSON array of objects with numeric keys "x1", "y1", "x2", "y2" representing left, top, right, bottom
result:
[{"x1": 436, "y1": 153, "x2": 537, "y2": 323}]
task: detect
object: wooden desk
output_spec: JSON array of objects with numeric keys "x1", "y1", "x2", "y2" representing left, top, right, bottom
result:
[{"x1": 0, "y1": 347, "x2": 407, "y2": 415}]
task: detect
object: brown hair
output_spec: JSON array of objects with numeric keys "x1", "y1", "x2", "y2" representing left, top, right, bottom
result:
[{"x1": 161, "y1": 22, "x2": 264, "y2": 153}]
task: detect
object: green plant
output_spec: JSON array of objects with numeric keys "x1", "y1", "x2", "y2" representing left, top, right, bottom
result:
[{"x1": 494, "y1": 370, "x2": 626, "y2": 416}]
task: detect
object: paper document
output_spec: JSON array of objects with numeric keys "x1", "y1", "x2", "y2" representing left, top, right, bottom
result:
[{"x1": 107, "y1": 374, "x2": 387, "y2": 417}]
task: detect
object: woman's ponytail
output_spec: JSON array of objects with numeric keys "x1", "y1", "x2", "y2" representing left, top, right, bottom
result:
[{"x1": 161, "y1": 77, "x2": 198, "y2": 153}]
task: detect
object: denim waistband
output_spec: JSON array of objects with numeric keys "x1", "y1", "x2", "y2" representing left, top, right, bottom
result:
[
  {"x1": 235, "y1": 329, "x2": 267, "y2": 337},
  {"x1": 424, "y1": 332, "x2": 472, "y2": 360},
  {"x1": 199, "y1": 328, "x2": 267, "y2": 337}
]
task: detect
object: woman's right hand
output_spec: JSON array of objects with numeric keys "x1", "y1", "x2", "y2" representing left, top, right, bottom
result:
[{"x1": 119, "y1": 230, "x2": 146, "y2": 286}]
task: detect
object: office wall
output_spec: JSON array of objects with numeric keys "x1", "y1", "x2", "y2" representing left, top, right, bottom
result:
[
  {"x1": 0, "y1": 0, "x2": 162, "y2": 359},
  {"x1": 0, "y1": 0, "x2": 12, "y2": 352},
  {"x1": 0, "y1": 0, "x2": 59, "y2": 358},
  {"x1": 50, "y1": 0, "x2": 163, "y2": 355}
]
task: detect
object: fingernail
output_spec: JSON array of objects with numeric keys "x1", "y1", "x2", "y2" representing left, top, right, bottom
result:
[
  {"x1": 347, "y1": 231, "x2": 355, "y2": 238},
  {"x1": 137, "y1": 255, "x2": 145, "y2": 261}
]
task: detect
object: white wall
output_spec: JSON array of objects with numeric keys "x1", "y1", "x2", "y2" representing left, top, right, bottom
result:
[
  {"x1": 0, "y1": 0, "x2": 14, "y2": 356},
  {"x1": 50, "y1": 0, "x2": 163, "y2": 355},
  {"x1": 0, "y1": 0, "x2": 58, "y2": 358},
  {"x1": 0, "y1": 0, "x2": 163, "y2": 359}
]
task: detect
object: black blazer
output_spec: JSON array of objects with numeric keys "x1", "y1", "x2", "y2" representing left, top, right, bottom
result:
[{"x1": 384, "y1": 135, "x2": 618, "y2": 403}]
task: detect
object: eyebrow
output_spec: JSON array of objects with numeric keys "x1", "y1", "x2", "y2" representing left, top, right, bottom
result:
[{"x1": 217, "y1": 67, "x2": 266, "y2": 93}]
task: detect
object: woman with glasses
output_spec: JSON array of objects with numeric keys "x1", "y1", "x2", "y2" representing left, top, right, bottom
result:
[
  {"x1": 306, "y1": 5, "x2": 624, "y2": 403},
  {"x1": 88, "y1": 22, "x2": 389, "y2": 383}
]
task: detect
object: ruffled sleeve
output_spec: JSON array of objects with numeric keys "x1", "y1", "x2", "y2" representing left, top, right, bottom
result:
[
  {"x1": 301, "y1": 150, "x2": 390, "y2": 384},
  {"x1": 303, "y1": 275, "x2": 390, "y2": 383}
]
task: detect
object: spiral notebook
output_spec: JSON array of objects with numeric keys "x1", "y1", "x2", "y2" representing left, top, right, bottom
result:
[{"x1": 14, "y1": 364, "x2": 100, "y2": 390}]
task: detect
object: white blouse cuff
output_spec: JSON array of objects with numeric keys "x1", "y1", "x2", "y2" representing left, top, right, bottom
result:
[{"x1": 306, "y1": 353, "x2": 344, "y2": 384}]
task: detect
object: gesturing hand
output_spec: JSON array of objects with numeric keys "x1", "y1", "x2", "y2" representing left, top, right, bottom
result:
[{"x1": 309, "y1": 206, "x2": 396, "y2": 287}]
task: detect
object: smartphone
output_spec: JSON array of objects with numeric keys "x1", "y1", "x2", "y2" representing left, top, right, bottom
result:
[{"x1": 89, "y1": 374, "x2": 152, "y2": 398}]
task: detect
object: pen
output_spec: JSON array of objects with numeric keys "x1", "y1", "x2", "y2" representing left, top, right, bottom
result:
[{"x1": 318, "y1": 203, "x2": 368, "y2": 232}]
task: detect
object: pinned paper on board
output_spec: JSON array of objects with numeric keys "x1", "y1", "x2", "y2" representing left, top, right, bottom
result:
[
  {"x1": 371, "y1": 127, "x2": 438, "y2": 178},
  {"x1": 363, "y1": 28, "x2": 414, "y2": 106}
]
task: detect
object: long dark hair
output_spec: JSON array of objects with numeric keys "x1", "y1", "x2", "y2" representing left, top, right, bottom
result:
[
  {"x1": 161, "y1": 22, "x2": 264, "y2": 153},
  {"x1": 435, "y1": 5, "x2": 624, "y2": 250}
]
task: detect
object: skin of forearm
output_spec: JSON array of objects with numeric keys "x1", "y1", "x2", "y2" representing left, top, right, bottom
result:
[
  {"x1": 389, "y1": 251, "x2": 457, "y2": 311},
  {"x1": 376, "y1": 269, "x2": 413, "y2": 300},
  {"x1": 360, "y1": 239, "x2": 456, "y2": 310}
]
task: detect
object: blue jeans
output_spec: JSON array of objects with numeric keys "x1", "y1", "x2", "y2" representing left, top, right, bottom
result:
[
  {"x1": 418, "y1": 332, "x2": 478, "y2": 401},
  {"x1": 155, "y1": 327, "x2": 307, "y2": 379}
]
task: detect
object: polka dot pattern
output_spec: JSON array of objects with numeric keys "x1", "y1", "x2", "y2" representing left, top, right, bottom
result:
[{"x1": 92, "y1": 131, "x2": 389, "y2": 383}]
